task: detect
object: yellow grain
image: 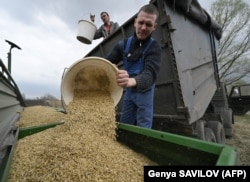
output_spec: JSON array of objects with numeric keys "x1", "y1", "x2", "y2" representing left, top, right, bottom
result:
[
  {"x1": 9, "y1": 68, "x2": 155, "y2": 182},
  {"x1": 17, "y1": 106, "x2": 65, "y2": 128}
]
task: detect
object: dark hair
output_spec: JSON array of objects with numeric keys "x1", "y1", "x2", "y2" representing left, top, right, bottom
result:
[
  {"x1": 137, "y1": 4, "x2": 159, "y2": 21},
  {"x1": 100, "y1": 11, "x2": 109, "y2": 17}
]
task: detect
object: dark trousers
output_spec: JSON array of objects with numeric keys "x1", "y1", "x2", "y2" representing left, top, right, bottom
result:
[{"x1": 120, "y1": 86, "x2": 155, "y2": 128}]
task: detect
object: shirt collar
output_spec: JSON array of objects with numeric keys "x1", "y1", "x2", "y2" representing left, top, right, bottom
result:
[{"x1": 133, "y1": 32, "x2": 152, "y2": 47}]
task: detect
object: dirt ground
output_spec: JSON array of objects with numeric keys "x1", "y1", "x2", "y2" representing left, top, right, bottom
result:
[{"x1": 225, "y1": 111, "x2": 250, "y2": 165}]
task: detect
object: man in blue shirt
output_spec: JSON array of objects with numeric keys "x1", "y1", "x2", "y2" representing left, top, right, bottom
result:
[{"x1": 106, "y1": 4, "x2": 162, "y2": 128}]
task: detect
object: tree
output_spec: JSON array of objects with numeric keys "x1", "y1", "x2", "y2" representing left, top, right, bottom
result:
[
  {"x1": 210, "y1": 0, "x2": 250, "y2": 85},
  {"x1": 39, "y1": 94, "x2": 58, "y2": 101}
]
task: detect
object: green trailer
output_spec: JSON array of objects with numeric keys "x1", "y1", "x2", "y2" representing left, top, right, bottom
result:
[{"x1": 0, "y1": 122, "x2": 237, "y2": 182}]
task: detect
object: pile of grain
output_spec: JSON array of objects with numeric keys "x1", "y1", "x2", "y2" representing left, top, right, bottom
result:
[
  {"x1": 17, "y1": 106, "x2": 65, "y2": 128},
  {"x1": 9, "y1": 90, "x2": 155, "y2": 181}
]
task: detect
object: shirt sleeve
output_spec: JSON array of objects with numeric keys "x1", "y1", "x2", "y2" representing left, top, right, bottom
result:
[
  {"x1": 105, "y1": 40, "x2": 124, "y2": 64},
  {"x1": 134, "y1": 41, "x2": 162, "y2": 92},
  {"x1": 94, "y1": 26, "x2": 103, "y2": 39}
]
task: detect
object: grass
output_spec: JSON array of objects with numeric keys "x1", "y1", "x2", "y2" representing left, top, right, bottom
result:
[{"x1": 225, "y1": 112, "x2": 250, "y2": 165}]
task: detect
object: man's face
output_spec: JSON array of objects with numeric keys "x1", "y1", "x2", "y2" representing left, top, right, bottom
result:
[
  {"x1": 101, "y1": 13, "x2": 109, "y2": 24},
  {"x1": 134, "y1": 11, "x2": 157, "y2": 40}
]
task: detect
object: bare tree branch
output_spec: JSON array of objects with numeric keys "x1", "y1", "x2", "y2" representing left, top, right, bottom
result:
[{"x1": 210, "y1": 0, "x2": 250, "y2": 85}]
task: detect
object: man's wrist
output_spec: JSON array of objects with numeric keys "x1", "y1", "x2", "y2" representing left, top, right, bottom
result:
[{"x1": 128, "y1": 78, "x2": 136, "y2": 87}]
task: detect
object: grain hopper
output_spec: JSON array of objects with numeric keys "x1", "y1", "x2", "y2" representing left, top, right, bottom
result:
[{"x1": 0, "y1": 121, "x2": 237, "y2": 181}]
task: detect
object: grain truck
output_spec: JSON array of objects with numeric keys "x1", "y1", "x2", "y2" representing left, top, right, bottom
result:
[
  {"x1": 0, "y1": 0, "x2": 237, "y2": 177},
  {"x1": 227, "y1": 84, "x2": 250, "y2": 115},
  {"x1": 84, "y1": 0, "x2": 234, "y2": 144}
]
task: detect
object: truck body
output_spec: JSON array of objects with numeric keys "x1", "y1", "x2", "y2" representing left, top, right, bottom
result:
[
  {"x1": 0, "y1": 58, "x2": 24, "y2": 167},
  {"x1": 85, "y1": 0, "x2": 234, "y2": 143}
]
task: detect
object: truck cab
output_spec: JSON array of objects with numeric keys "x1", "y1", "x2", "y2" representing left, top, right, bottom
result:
[{"x1": 228, "y1": 84, "x2": 250, "y2": 115}]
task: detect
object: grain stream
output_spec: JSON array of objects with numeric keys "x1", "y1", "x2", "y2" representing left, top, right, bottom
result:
[{"x1": 9, "y1": 91, "x2": 155, "y2": 182}]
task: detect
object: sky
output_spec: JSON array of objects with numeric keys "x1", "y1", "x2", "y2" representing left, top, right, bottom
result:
[{"x1": 0, "y1": 0, "x2": 244, "y2": 99}]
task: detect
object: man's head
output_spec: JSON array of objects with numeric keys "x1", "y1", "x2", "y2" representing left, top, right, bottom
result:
[
  {"x1": 134, "y1": 4, "x2": 159, "y2": 40},
  {"x1": 100, "y1": 11, "x2": 110, "y2": 24}
]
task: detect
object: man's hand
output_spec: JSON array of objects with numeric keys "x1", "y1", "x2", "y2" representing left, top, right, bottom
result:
[
  {"x1": 90, "y1": 14, "x2": 95, "y2": 22},
  {"x1": 117, "y1": 70, "x2": 136, "y2": 87}
]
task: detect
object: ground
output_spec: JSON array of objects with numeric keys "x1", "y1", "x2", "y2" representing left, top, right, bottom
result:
[{"x1": 225, "y1": 111, "x2": 250, "y2": 165}]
